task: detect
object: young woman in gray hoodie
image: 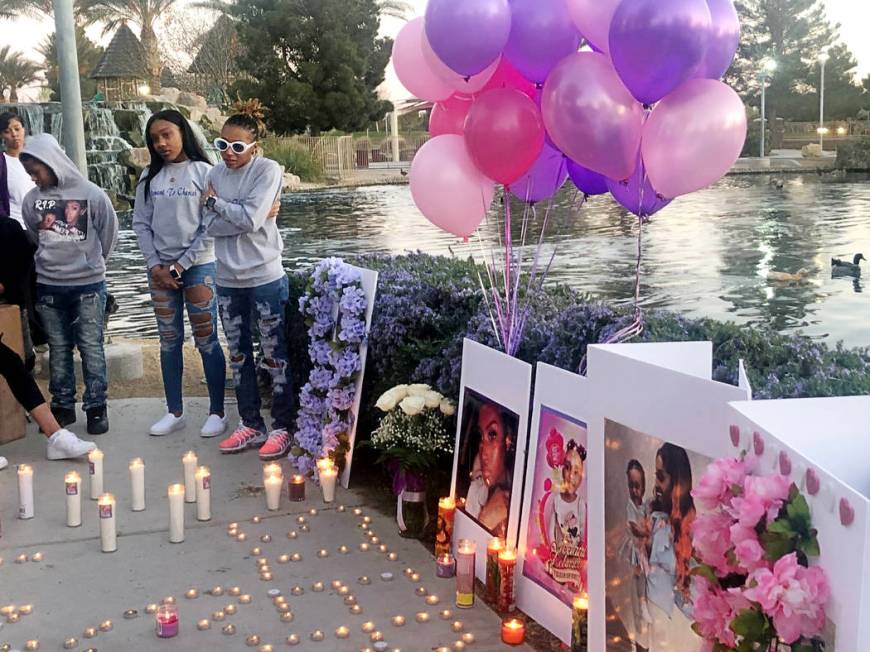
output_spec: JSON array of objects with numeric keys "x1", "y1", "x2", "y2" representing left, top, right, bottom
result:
[
  {"x1": 201, "y1": 113, "x2": 295, "y2": 461},
  {"x1": 20, "y1": 134, "x2": 118, "y2": 435}
]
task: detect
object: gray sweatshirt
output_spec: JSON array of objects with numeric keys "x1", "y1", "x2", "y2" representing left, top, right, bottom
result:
[
  {"x1": 204, "y1": 156, "x2": 284, "y2": 288},
  {"x1": 132, "y1": 160, "x2": 215, "y2": 271},
  {"x1": 21, "y1": 134, "x2": 119, "y2": 287}
]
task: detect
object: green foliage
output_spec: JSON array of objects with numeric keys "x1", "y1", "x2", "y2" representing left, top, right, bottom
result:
[
  {"x1": 37, "y1": 26, "x2": 104, "y2": 102},
  {"x1": 835, "y1": 137, "x2": 870, "y2": 170},
  {"x1": 0, "y1": 46, "x2": 41, "y2": 103},
  {"x1": 259, "y1": 137, "x2": 324, "y2": 182},
  {"x1": 731, "y1": 608, "x2": 773, "y2": 652},
  {"x1": 229, "y1": 0, "x2": 393, "y2": 135},
  {"x1": 760, "y1": 484, "x2": 820, "y2": 563}
]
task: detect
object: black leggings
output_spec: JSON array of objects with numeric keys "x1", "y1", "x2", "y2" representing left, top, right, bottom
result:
[{"x1": 0, "y1": 338, "x2": 45, "y2": 412}]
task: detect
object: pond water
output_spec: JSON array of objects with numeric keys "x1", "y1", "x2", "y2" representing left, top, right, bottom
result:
[{"x1": 107, "y1": 172, "x2": 870, "y2": 348}]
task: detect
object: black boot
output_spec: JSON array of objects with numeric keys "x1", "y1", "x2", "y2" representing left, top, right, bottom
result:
[
  {"x1": 86, "y1": 405, "x2": 109, "y2": 435},
  {"x1": 51, "y1": 406, "x2": 76, "y2": 428}
]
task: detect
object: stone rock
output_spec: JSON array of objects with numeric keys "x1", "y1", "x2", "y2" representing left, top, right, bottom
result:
[
  {"x1": 176, "y1": 91, "x2": 208, "y2": 112},
  {"x1": 120, "y1": 147, "x2": 151, "y2": 175},
  {"x1": 802, "y1": 143, "x2": 823, "y2": 158},
  {"x1": 283, "y1": 172, "x2": 302, "y2": 191},
  {"x1": 154, "y1": 87, "x2": 182, "y2": 105},
  {"x1": 112, "y1": 109, "x2": 145, "y2": 133},
  {"x1": 123, "y1": 128, "x2": 146, "y2": 148}
]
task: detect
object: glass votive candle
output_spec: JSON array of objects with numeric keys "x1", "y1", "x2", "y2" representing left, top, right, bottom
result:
[
  {"x1": 155, "y1": 604, "x2": 178, "y2": 638},
  {"x1": 501, "y1": 618, "x2": 525, "y2": 645},
  {"x1": 455, "y1": 539, "x2": 476, "y2": 609},
  {"x1": 436, "y1": 554, "x2": 456, "y2": 578}
]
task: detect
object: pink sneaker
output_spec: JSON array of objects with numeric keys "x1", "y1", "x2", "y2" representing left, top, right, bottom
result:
[
  {"x1": 218, "y1": 424, "x2": 267, "y2": 453},
  {"x1": 258, "y1": 428, "x2": 292, "y2": 461}
]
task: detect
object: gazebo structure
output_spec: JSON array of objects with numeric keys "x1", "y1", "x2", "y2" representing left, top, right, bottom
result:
[{"x1": 90, "y1": 23, "x2": 148, "y2": 101}]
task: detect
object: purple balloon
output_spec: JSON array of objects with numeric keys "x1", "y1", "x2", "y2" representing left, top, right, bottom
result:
[
  {"x1": 503, "y1": 0, "x2": 582, "y2": 84},
  {"x1": 697, "y1": 0, "x2": 739, "y2": 79},
  {"x1": 609, "y1": 0, "x2": 712, "y2": 105},
  {"x1": 510, "y1": 143, "x2": 569, "y2": 203},
  {"x1": 567, "y1": 160, "x2": 609, "y2": 196},
  {"x1": 425, "y1": 0, "x2": 512, "y2": 77},
  {"x1": 607, "y1": 154, "x2": 672, "y2": 217}
]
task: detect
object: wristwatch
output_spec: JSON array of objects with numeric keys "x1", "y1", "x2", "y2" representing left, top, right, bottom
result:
[{"x1": 205, "y1": 196, "x2": 216, "y2": 209}]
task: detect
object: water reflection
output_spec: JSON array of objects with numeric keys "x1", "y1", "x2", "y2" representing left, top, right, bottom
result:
[{"x1": 108, "y1": 172, "x2": 870, "y2": 348}]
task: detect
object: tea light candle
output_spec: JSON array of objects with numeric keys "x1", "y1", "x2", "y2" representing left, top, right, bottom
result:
[
  {"x1": 310, "y1": 630, "x2": 325, "y2": 642},
  {"x1": 156, "y1": 604, "x2": 178, "y2": 638},
  {"x1": 24, "y1": 641, "x2": 39, "y2": 651},
  {"x1": 353, "y1": 507, "x2": 363, "y2": 515},
  {"x1": 260, "y1": 571, "x2": 273, "y2": 581},
  {"x1": 370, "y1": 631, "x2": 384, "y2": 642},
  {"x1": 63, "y1": 638, "x2": 78, "y2": 649},
  {"x1": 239, "y1": 594, "x2": 252, "y2": 604},
  {"x1": 388, "y1": 551, "x2": 398, "y2": 561},
  {"x1": 360, "y1": 542, "x2": 370, "y2": 551},
  {"x1": 361, "y1": 621, "x2": 376, "y2": 633},
  {"x1": 225, "y1": 604, "x2": 237, "y2": 615},
  {"x1": 497, "y1": 547, "x2": 517, "y2": 612},
  {"x1": 349, "y1": 605, "x2": 363, "y2": 615},
  {"x1": 195, "y1": 466, "x2": 211, "y2": 521},
  {"x1": 289, "y1": 475, "x2": 305, "y2": 501},
  {"x1": 278, "y1": 553, "x2": 290, "y2": 564},
  {"x1": 391, "y1": 615, "x2": 406, "y2": 627},
  {"x1": 343, "y1": 595, "x2": 356, "y2": 605},
  {"x1": 212, "y1": 610, "x2": 225, "y2": 621},
  {"x1": 129, "y1": 458, "x2": 146, "y2": 511},
  {"x1": 451, "y1": 620, "x2": 463, "y2": 632},
  {"x1": 312, "y1": 581, "x2": 325, "y2": 592},
  {"x1": 572, "y1": 594, "x2": 589, "y2": 652},
  {"x1": 145, "y1": 604, "x2": 158, "y2": 614},
  {"x1": 210, "y1": 586, "x2": 224, "y2": 596},
  {"x1": 162, "y1": 596, "x2": 176, "y2": 605},
  {"x1": 485, "y1": 537, "x2": 504, "y2": 602},
  {"x1": 286, "y1": 634, "x2": 300, "y2": 645},
  {"x1": 98, "y1": 493, "x2": 117, "y2": 552},
  {"x1": 455, "y1": 539, "x2": 476, "y2": 609},
  {"x1": 501, "y1": 618, "x2": 525, "y2": 645},
  {"x1": 415, "y1": 586, "x2": 428, "y2": 596},
  {"x1": 415, "y1": 611, "x2": 430, "y2": 623},
  {"x1": 335, "y1": 626, "x2": 350, "y2": 639},
  {"x1": 436, "y1": 553, "x2": 456, "y2": 579},
  {"x1": 265, "y1": 473, "x2": 282, "y2": 511},
  {"x1": 19, "y1": 604, "x2": 33, "y2": 615},
  {"x1": 83, "y1": 627, "x2": 97, "y2": 638},
  {"x1": 410, "y1": 572, "x2": 421, "y2": 582},
  {"x1": 65, "y1": 470, "x2": 82, "y2": 527},
  {"x1": 246, "y1": 634, "x2": 260, "y2": 645},
  {"x1": 18, "y1": 464, "x2": 34, "y2": 519},
  {"x1": 229, "y1": 586, "x2": 241, "y2": 596},
  {"x1": 439, "y1": 609, "x2": 453, "y2": 620},
  {"x1": 461, "y1": 633, "x2": 475, "y2": 644},
  {"x1": 291, "y1": 552, "x2": 302, "y2": 561},
  {"x1": 338, "y1": 545, "x2": 350, "y2": 554},
  {"x1": 317, "y1": 548, "x2": 329, "y2": 558},
  {"x1": 182, "y1": 451, "x2": 197, "y2": 503},
  {"x1": 318, "y1": 459, "x2": 337, "y2": 503},
  {"x1": 435, "y1": 497, "x2": 455, "y2": 557},
  {"x1": 197, "y1": 619, "x2": 210, "y2": 630},
  {"x1": 222, "y1": 624, "x2": 236, "y2": 635},
  {"x1": 291, "y1": 586, "x2": 304, "y2": 596},
  {"x1": 280, "y1": 612, "x2": 295, "y2": 622},
  {"x1": 426, "y1": 595, "x2": 440, "y2": 606},
  {"x1": 168, "y1": 483, "x2": 185, "y2": 543},
  {"x1": 185, "y1": 588, "x2": 198, "y2": 599},
  {"x1": 88, "y1": 448, "x2": 103, "y2": 500}
]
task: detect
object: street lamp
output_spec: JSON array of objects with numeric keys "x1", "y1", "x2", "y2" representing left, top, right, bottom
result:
[
  {"x1": 759, "y1": 59, "x2": 777, "y2": 158},
  {"x1": 818, "y1": 50, "x2": 829, "y2": 151}
]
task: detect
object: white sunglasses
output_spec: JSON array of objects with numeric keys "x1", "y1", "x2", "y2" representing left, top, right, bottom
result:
[{"x1": 214, "y1": 138, "x2": 257, "y2": 154}]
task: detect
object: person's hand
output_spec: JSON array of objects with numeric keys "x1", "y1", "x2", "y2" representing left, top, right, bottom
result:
[
  {"x1": 267, "y1": 200, "x2": 280, "y2": 220},
  {"x1": 201, "y1": 182, "x2": 217, "y2": 206},
  {"x1": 173, "y1": 262, "x2": 186, "y2": 275},
  {"x1": 150, "y1": 265, "x2": 179, "y2": 290},
  {"x1": 478, "y1": 488, "x2": 510, "y2": 535}
]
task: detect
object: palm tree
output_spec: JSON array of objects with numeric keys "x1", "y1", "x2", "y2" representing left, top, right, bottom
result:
[
  {"x1": 195, "y1": 0, "x2": 411, "y2": 20},
  {"x1": 77, "y1": 0, "x2": 178, "y2": 92},
  {"x1": 38, "y1": 25, "x2": 104, "y2": 101},
  {"x1": 0, "y1": 46, "x2": 42, "y2": 102},
  {"x1": 0, "y1": 0, "x2": 54, "y2": 19}
]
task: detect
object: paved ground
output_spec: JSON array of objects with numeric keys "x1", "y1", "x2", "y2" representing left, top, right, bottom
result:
[{"x1": 0, "y1": 398, "x2": 531, "y2": 651}]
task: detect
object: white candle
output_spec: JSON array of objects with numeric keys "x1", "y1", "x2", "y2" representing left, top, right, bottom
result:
[
  {"x1": 168, "y1": 483, "x2": 185, "y2": 543},
  {"x1": 318, "y1": 460, "x2": 338, "y2": 503},
  {"x1": 98, "y1": 493, "x2": 117, "y2": 552},
  {"x1": 129, "y1": 458, "x2": 145, "y2": 512},
  {"x1": 263, "y1": 462, "x2": 282, "y2": 483},
  {"x1": 89, "y1": 449, "x2": 104, "y2": 500},
  {"x1": 182, "y1": 451, "x2": 197, "y2": 503},
  {"x1": 18, "y1": 464, "x2": 34, "y2": 519},
  {"x1": 265, "y1": 473, "x2": 282, "y2": 511},
  {"x1": 65, "y1": 470, "x2": 81, "y2": 527},
  {"x1": 195, "y1": 466, "x2": 211, "y2": 521}
]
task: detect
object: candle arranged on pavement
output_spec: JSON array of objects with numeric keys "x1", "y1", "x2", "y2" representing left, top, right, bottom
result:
[
  {"x1": 89, "y1": 448, "x2": 104, "y2": 500},
  {"x1": 98, "y1": 493, "x2": 117, "y2": 552},
  {"x1": 182, "y1": 451, "x2": 197, "y2": 503},
  {"x1": 265, "y1": 472, "x2": 282, "y2": 511},
  {"x1": 195, "y1": 466, "x2": 211, "y2": 521},
  {"x1": 18, "y1": 464, "x2": 34, "y2": 519},
  {"x1": 501, "y1": 618, "x2": 525, "y2": 645},
  {"x1": 289, "y1": 474, "x2": 305, "y2": 502},
  {"x1": 168, "y1": 483, "x2": 185, "y2": 543},
  {"x1": 65, "y1": 470, "x2": 81, "y2": 527},
  {"x1": 318, "y1": 458, "x2": 338, "y2": 503},
  {"x1": 129, "y1": 458, "x2": 146, "y2": 512}
]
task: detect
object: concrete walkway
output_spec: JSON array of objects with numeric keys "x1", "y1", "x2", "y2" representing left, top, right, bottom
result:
[{"x1": 0, "y1": 399, "x2": 531, "y2": 651}]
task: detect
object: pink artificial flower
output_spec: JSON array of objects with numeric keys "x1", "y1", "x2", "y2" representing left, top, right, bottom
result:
[
  {"x1": 742, "y1": 553, "x2": 830, "y2": 644},
  {"x1": 730, "y1": 523, "x2": 768, "y2": 573},
  {"x1": 731, "y1": 474, "x2": 791, "y2": 528},
  {"x1": 692, "y1": 577, "x2": 750, "y2": 648},
  {"x1": 693, "y1": 457, "x2": 747, "y2": 510},
  {"x1": 545, "y1": 428, "x2": 565, "y2": 469},
  {"x1": 693, "y1": 511, "x2": 737, "y2": 575}
]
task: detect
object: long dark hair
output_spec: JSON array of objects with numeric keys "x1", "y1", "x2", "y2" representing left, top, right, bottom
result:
[
  {"x1": 0, "y1": 111, "x2": 24, "y2": 134},
  {"x1": 656, "y1": 443, "x2": 695, "y2": 594},
  {"x1": 140, "y1": 110, "x2": 211, "y2": 201}
]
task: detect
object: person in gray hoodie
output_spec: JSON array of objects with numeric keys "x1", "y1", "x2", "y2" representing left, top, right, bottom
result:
[
  {"x1": 201, "y1": 112, "x2": 295, "y2": 461},
  {"x1": 20, "y1": 134, "x2": 119, "y2": 435}
]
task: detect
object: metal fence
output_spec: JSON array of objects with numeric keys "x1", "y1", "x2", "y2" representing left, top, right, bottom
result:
[{"x1": 783, "y1": 121, "x2": 870, "y2": 136}]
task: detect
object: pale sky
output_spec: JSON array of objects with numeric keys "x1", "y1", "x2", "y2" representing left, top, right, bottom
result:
[{"x1": 3, "y1": 0, "x2": 869, "y2": 102}]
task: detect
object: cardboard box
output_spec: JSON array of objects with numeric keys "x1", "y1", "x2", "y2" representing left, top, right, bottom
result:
[{"x1": 0, "y1": 304, "x2": 27, "y2": 445}]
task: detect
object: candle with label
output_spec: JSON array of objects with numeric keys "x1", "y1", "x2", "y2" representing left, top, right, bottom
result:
[
  {"x1": 168, "y1": 483, "x2": 185, "y2": 543},
  {"x1": 435, "y1": 496, "x2": 455, "y2": 557},
  {"x1": 129, "y1": 458, "x2": 145, "y2": 512},
  {"x1": 182, "y1": 451, "x2": 197, "y2": 503},
  {"x1": 65, "y1": 470, "x2": 81, "y2": 527},
  {"x1": 571, "y1": 594, "x2": 588, "y2": 652},
  {"x1": 98, "y1": 493, "x2": 117, "y2": 552},
  {"x1": 501, "y1": 618, "x2": 526, "y2": 645},
  {"x1": 89, "y1": 448, "x2": 104, "y2": 500},
  {"x1": 265, "y1": 472, "x2": 282, "y2": 511},
  {"x1": 318, "y1": 459, "x2": 338, "y2": 503},
  {"x1": 18, "y1": 464, "x2": 34, "y2": 519},
  {"x1": 485, "y1": 537, "x2": 503, "y2": 602},
  {"x1": 497, "y1": 547, "x2": 517, "y2": 612},
  {"x1": 436, "y1": 553, "x2": 456, "y2": 578},
  {"x1": 195, "y1": 466, "x2": 211, "y2": 521},
  {"x1": 155, "y1": 604, "x2": 178, "y2": 638},
  {"x1": 288, "y1": 474, "x2": 305, "y2": 501},
  {"x1": 455, "y1": 539, "x2": 476, "y2": 609}
]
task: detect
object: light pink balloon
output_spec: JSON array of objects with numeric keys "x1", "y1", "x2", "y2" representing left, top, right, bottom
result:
[
  {"x1": 566, "y1": 0, "x2": 621, "y2": 53},
  {"x1": 410, "y1": 135, "x2": 496, "y2": 237},
  {"x1": 642, "y1": 78, "x2": 747, "y2": 197},
  {"x1": 429, "y1": 95, "x2": 473, "y2": 136},
  {"x1": 422, "y1": 32, "x2": 499, "y2": 94},
  {"x1": 392, "y1": 18, "x2": 453, "y2": 102},
  {"x1": 541, "y1": 52, "x2": 644, "y2": 180}
]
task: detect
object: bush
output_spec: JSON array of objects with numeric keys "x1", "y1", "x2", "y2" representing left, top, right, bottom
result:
[
  {"x1": 834, "y1": 138, "x2": 870, "y2": 170},
  {"x1": 260, "y1": 137, "x2": 324, "y2": 182}
]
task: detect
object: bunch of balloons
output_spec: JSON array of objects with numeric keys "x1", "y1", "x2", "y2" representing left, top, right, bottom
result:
[{"x1": 394, "y1": 0, "x2": 747, "y2": 238}]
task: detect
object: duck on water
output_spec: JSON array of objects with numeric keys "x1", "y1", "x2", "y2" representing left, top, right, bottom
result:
[{"x1": 831, "y1": 253, "x2": 866, "y2": 277}]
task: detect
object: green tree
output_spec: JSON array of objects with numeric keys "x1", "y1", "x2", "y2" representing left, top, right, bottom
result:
[
  {"x1": 37, "y1": 25, "x2": 104, "y2": 101},
  {"x1": 228, "y1": 0, "x2": 393, "y2": 135},
  {"x1": 0, "y1": 0, "x2": 54, "y2": 19},
  {"x1": 77, "y1": 0, "x2": 178, "y2": 92},
  {"x1": 0, "y1": 46, "x2": 42, "y2": 102}
]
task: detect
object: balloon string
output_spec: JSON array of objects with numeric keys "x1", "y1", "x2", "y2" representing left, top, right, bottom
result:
[{"x1": 503, "y1": 186, "x2": 513, "y2": 352}]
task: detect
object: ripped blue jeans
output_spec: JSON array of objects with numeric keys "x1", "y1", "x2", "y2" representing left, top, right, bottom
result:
[
  {"x1": 149, "y1": 262, "x2": 226, "y2": 416},
  {"x1": 217, "y1": 275, "x2": 295, "y2": 432},
  {"x1": 36, "y1": 281, "x2": 107, "y2": 411}
]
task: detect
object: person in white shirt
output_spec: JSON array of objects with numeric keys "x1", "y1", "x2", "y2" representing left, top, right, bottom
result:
[{"x1": 1, "y1": 112, "x2": 36, "y2": 229}]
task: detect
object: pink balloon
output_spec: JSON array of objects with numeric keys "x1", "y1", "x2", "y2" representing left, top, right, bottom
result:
[
  {"x1": 464, "y1": 88, "x2": 545, "y2": 186},
  {"x1": 478, "y1": 57, "x2": 537, "y2": 98},
  {"x1": 392, "y1": 18, "x2": 453, "y2": 102},
  {"x1": 422, "y1": 32, "x2": 499, "y2": 94},
  {"x1": 410, "y1": 135, "x2": 496, "y2": 237},
  {"x1": 642, "y1": 78, "x2": 746, "y2": 197},
  {"x1": 429, "y1": 95, "x2": 473, "y2": 136},
  {"x1": 541, "y1": 52, "x2": 644, "y2": 180},
  {"x1": 566, "y1": 0, "x2": 621, "y2": 53}
]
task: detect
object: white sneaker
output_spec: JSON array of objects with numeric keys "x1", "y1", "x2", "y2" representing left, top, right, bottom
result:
[
  {"x1": 200, "y1": 413, "x2": 228, "y2": 438},
  {"x1": 46, "y1": 429, "x2": 97, "y2": 460},
  {"x1": 0, "y1": 455, "x2": 7, "y2": 470},
  {"x1": 149, "y1": 413, "x2": 186, "y2": 436}
]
